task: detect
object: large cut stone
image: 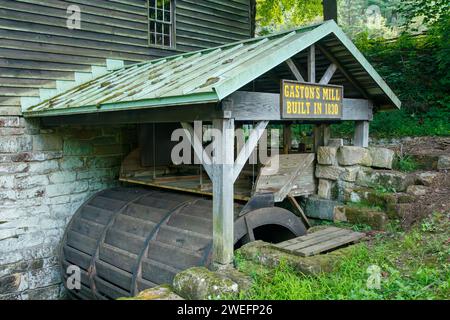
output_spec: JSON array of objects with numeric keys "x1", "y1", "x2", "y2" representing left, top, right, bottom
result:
[
  {"x1": 416, "y1": 172, "x2": 438, "y2": 186},
  {"x1": 327, "y1": 138, "x2": 344, "y2": 148},
  {"x1": 173, "y1": 267, "x2": 239, "y2": 300},
  {"x1": 337, "y1": 146, "x2": 372, "y2": 166},
  {"x1": 369, "y1": 147, "x2": 395, "y2": 169},
  {"x1": 437, "y1": 155, "x2": 450, "y2": 170},
  {"x1": 318, "y1": 179, "x2": 333, "y2": 199},
  {"x1": 407, "y1": 185, "x2": 429, "y2": 196},
  {"x1": 316, "y1": 165, "x2": 346, "y2": 181},
  {"x1": 356, "y1": 168, "x2": 414, "y2": 192},
  {"x1": 317, "y1": 147, "x2": 338, "y2": 165},
  {"x1": 341, "y1": 166, "x2": 360, "y2": 182},
  {"x1": 343, "y1": 206, "x2": 388, "y2": 230},
  {"x1": 120, "y1": 285, "x2": 184, "y2": 300},
  {"x1": 304, "y1": 196, "x2": 340, "y2": 220}
]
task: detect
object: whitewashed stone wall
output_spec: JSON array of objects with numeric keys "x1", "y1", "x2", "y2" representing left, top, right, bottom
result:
[{"x1": 0, "y1": 116, "x2": 136, "y2": 300}]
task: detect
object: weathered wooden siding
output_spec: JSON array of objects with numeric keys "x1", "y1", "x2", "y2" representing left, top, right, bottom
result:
[{"x1": 0, "y1": 0, "x2": 254, "y2": 115}]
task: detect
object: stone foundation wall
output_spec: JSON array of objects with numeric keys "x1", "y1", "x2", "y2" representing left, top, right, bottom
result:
[
  {"x1": 316, "y1": 145, "x2": 397, "y2": 202},
  {"x1": 0, "y1": 116, "x2": 136, "y2": 300}
]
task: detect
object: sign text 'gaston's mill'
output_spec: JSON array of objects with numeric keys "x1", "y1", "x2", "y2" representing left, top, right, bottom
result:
[{"x1": 281, "y1": 80, "x2": 343, "y2": 120}]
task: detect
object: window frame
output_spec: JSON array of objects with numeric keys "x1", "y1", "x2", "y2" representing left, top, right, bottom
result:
[{"x1": 147, "y1": 0, "x2": 177, "y2": 49}]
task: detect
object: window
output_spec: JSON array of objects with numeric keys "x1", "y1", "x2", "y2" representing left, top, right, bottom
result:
[{"x1": 148, "y1": 0, "x2": 175, "y2": 48}]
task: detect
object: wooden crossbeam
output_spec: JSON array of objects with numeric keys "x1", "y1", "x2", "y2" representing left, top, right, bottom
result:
[
  {"x1": 180, "y1": 122, "x2": 214, "y2": 180},
  {"x1": 285, "y1": 58, "x2": 305, "y2": 82},
  {"x1": 233, "y1": 120, "x2": 268, "y2": 182},
  {"x1": 319, "y1": 63, "x2": 338, "y2": 84}
]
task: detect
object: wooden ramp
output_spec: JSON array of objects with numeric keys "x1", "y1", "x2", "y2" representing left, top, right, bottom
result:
[
  {"x1": 275, "y1": 227, "x2": 365, "y2": 257},
  {"x1": 255, "y1": 153, "x2": 316, "y2": 202}
]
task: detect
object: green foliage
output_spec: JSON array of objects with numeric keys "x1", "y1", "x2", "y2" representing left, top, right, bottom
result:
[
  {"x1": 235, "y1": 213, "x2": 450, "y2": 300},
  {"x1": 398, "y1": 0, "x2": 450, "y2": 27},
  {"x1": 332, "y1": 14, "x2": 450, "y2": 138},
  {"x1": 394, "y1": 155, "x2": 419, "y2": 172},
  {"x1": 256, "y1": 0, "x2": 322, "y2": 34}
]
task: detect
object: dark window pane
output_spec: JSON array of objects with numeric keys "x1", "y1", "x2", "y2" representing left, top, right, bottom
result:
[
  {"x1": 156, "y1": 34, "x2": 163, "y2": 45},
  {"x1": 164, "y1": 10, "x2": 170, "y2": 22},
  {"x1": 156, "y1": 9, "x2": 163, "y2": 21},
  {"x1": 149, "y1": 9, "x2": 156, "y2": 19},
  {"x1": 156, "y1": 23, "x2": 162, "y2": 33},
  {"x1": 149, "y1": 0, "x2": 156, "y2": 8},
  {"x1": 164, "y1": 35, "x2": 171, "y2": 47}
]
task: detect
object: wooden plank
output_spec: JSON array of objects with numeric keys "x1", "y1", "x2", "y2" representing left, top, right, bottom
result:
[
  {"x1": 280, "y1": 229, "x2": 351, "y2": 251},
  {"x1": 276, "y1": 227, "x2": 345, "y2": 247},
  {"x1": 287, "y1": 195, "x2": 310, "y2": 229},
  {"x1": 255, "y1": 153, "x2": 315, "y2": 202},
  {"x1": 276, "y1": 227, "x2": 340, "y2": 247},
  {"x1": 275, "y1": 227, "x2": 341, "y2": 247},
  {"x1": 298, "y1": 232, "x2": 365, "y2": 257}
]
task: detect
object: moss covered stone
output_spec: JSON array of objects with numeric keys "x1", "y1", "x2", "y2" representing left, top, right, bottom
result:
[
  {"x1": 173, "y1": 267, "x2": 239, "y2": 300},
  {"x1": 344, "y1": 206, "x2": 388, "y2": 230},
  {"x1": 118, "y1": 285, "x2": 183, "y2": 300}
]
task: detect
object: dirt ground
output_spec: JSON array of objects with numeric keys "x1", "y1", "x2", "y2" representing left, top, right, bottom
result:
[
  {"x1": 402, "y1": 171, "x2": 450, "y2": 228},
  {"x1": 385, "y1": 136, "x2": 450, "y2": 157},
  {"x1": 384, "y1": 137, "x2": 450, "y2": 228}
]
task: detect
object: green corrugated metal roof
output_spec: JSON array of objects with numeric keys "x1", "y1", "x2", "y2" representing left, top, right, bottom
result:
[{"x1": 24, "y1": 21, "x2": 401, "y2": 117}]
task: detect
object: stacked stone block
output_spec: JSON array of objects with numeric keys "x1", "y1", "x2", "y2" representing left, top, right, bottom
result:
[
  {"x1": 316, "y1": 146, "x2": 396, "y2": 201},
  {"x1": 0, "y1": 115, "x2": 136, "y2": 299}
]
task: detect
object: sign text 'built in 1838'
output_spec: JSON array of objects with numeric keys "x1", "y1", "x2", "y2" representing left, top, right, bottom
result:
[{"x1": 281, "y1": 80, "x2": 343, "y2": 120}]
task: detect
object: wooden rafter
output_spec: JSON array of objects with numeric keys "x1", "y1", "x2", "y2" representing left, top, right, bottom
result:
[{"x1": 317, "y1": 44, "x2": 369, "y2": 98}]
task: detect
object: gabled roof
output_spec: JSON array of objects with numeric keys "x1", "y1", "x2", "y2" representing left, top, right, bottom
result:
[{"x1": 24, "y1": 20, "x2": 401, "y2": 117}]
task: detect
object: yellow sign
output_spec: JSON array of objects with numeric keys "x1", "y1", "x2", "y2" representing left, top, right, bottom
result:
[{"x1": 281, "y1": 80, "x2": 343, "y2": 119}]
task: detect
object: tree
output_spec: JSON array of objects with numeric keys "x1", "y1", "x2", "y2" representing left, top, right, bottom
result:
[
  {"x1": 256, "y1": 0, "x2": 322, "y2": 34},
  {"x1": 398, "y1": 0, "x2": 449, "y2": 27}
]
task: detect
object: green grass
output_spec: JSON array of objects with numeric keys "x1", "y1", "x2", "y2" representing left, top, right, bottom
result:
[
  {"x1": 394, "y1": 155, "x2": 420, "y2": 172},
  {"x1": 234, "y1": 213, "x2": 449, "y2": 300}
]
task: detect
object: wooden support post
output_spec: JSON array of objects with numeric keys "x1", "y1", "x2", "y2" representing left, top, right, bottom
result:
[
  {"x1": 314, "y1": 124, "x2": 330, "y2": 151},
  {"x1": 212, "y1": 118, "x2": 235, "y2": 266},
  {"x1": 354, "y1": 121, "x2": 369, "y2": 147},
  {"x1": 283, "y1": 124, "x2": 292, "y2": 154},
  {"x1": 308, "y1": 45, "x2": 316, "y2": 83}
]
